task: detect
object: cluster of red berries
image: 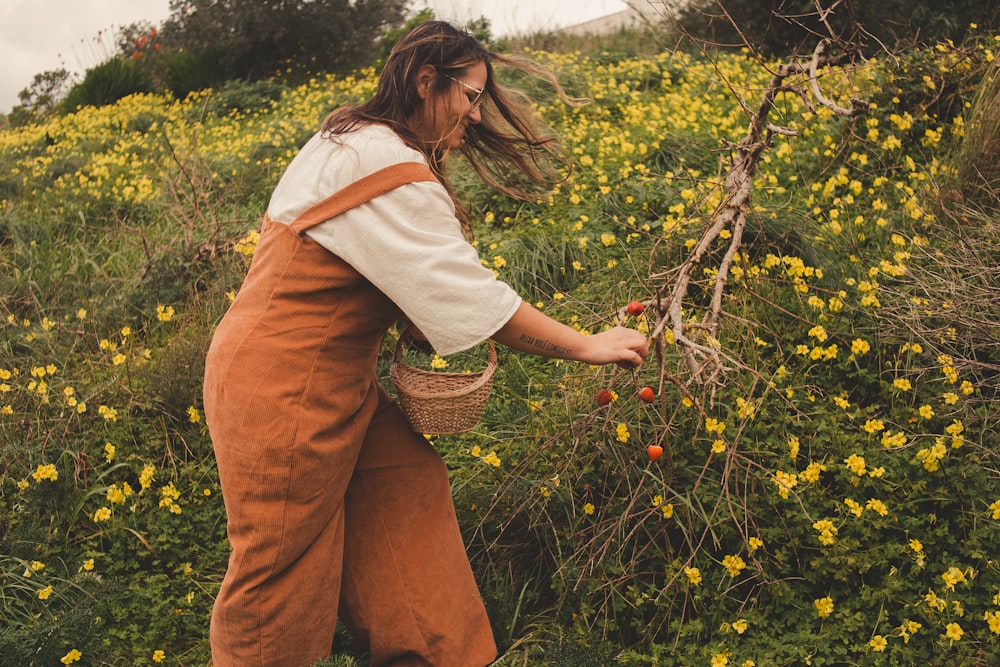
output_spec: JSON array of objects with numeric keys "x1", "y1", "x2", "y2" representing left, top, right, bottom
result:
[{"x1": 596, "y1": 300, "x2": 663, "y2": 461}]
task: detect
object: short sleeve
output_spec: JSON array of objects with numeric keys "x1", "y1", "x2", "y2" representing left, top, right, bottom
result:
[
  {"x1": 265, "y1": 124, "x2": 522, "y2": 356},
  {"x1": 306, "y1": 181, "x2": 523, "y2": 356}
]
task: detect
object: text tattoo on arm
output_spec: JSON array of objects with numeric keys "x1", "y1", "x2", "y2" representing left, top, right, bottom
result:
[{"x1": 519, "y1": 333, "x2": 572, "y2": 357}]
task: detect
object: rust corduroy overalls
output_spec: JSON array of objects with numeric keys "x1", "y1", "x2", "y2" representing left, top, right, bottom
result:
[{"x1": 203, "y1": 162, "x2": 498, "y2": 667}]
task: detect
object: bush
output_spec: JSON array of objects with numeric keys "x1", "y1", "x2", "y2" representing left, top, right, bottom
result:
[
  {"x1": 60, "y1": 57, "x2": 155, "y2": 111},
  {"x1": 675, "y1": 0, "x2": 1000, "y2": 55},
  {"x1": 159, "y1": 46, "x2": 235, "y2": 100}
]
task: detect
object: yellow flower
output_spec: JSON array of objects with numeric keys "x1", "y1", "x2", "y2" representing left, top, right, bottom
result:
[
  {"x1": 736, "y1": 396, "x2": 756, "y2": 419},
  {"x1": 802, "y1": 462, "x2": 826, "y2": 483},
  {"x1": 814, "y1": 596, "x2": 834, "y2": 617},
  {"x1": 787, "y1": 435, "x2": 800, "y2": 458},
  {"x1": 106, "y1": 484, "x2": 127, "y2": 505},
  {"x1": 711, "y1": 653, "x2": 728, "y2": 667},
  {"x1": 773, "y1": 470, "x2": 798, "y2": 499},
  {"x1": 844, "y1": 498, "x2": 863, "y2": 517},
  {"x1": 152, "y1": 650, "x2": 166, "y2": 663},
  {"x1": 684, "y1": 566, "x2": 702, "y2": 586},
  {"x1": 721, "y1": 554, "x2": 746, "y2": 577},
  {"x1": 985, "y1": 610, "x2": 1000, "y2": 635},
  {"x1": 869, "y1": 635, "x2": 888, "y2": 652},
  {"x1": 941, "y1": 566, "x2": 968, "y2": 591},
  {"x1": 93, "y1": 507, "x2": 112, "y2": 522},
  {"x1": 139, "y1": 464, "x2": 156, "y2": 491},
  {"x1": 807, "y1": 325, "x2": 828, "y2": 342},
  {"x1": 82, "y1": 558, "x2": 95, "y2": 571},
  {"x1": 844, "y1": 453, "x2": 866, "y2": 476},
  {"x1": 851, "y1": 338, "x2": 870, "y2": 355},
  {"x1": 104, "y1": 442, "x2": 116, "y2": 462},
  {"x1": 705, "y1": 417, "x2": 726, "y2": 435},
  {"x1": 732, "y1": 619, "x2": 748, "y2": 634},
  {"x1": 989, "y1": 499, "x2": 1000, "y2": 520},
  {"x1": 863, "y1": 419, "x2": 884, "y2": 433},
  {"x1": 893, "y1": 377, "x2": 912, "y2": 391},
  {"x1": 898, "y1": 619, "x2": 922, "y2": 643},
  {"x1": 945, "y1": 622, "x2": 964, "y2": 642},
  {"x1": 187, "y1": 406, "x2": 202, "y2": 423},
  {"x1": 430, "y1": 355, "x2": 448, "y2": 370},
  {"x1": 60, "y1": 649, "x2": 82, "y2": 664},
  {"x1": 881, "y1": 430, "x2": 907, "y2": 449},
  {"x1": 615, "y1": 423, "x2": 630, "y2": 443},
  {"x1": 156, "y1": 304, "x2": 175, "y2": 322},
  {"x1": 583, "y1": 502, "x2": 595, "y2": 515},
  {"x1": 865, "y1": 498, "x2": 889, "y2": 516},
  {"x1": 813, "y1": 519, "x2": 838, "y2": 545},
  {"x1": 918, "y1": 404, "x2": 934, "y2": 419},
  {"x1": 31, "y1": 463, "x2": 58, "y2": 482},
  {"x1": 38, "y1": 585, "x2": 53, "y2": 600}
]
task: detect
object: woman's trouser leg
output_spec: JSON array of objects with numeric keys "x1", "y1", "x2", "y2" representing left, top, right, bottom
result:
[
  {"x1": 338, "y1": 385, "x2": 498, "y2": 667},
  {"x1": 209, "y1": 391, "x2": 375, "y2": 667}
]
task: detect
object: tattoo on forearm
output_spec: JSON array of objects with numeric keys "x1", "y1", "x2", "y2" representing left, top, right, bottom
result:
[{"x1": 519, "y1": 333, "x2": 572, "y2": 357}]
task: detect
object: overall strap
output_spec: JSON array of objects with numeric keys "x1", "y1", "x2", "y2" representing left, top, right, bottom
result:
[{"x1": 290, "y1": 162, "x2": 437, "y2": 234}]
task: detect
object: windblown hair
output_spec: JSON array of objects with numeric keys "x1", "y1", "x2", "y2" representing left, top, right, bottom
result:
[{"x1": 321, "y1": 20, "x2": 584, "y2": 220}]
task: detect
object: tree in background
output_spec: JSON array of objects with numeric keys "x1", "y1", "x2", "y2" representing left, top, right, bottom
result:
[
  {"x1": 675, "y1": 0, "x2": 1000, "y2": 55},
  {"x1": 158, "y1": 0, "x2": 409, "y2": 83}
]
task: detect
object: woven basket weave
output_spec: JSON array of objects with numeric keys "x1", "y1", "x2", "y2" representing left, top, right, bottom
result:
[{"x1": 390, "y1": 334, "x2": 497, "y2": 435}]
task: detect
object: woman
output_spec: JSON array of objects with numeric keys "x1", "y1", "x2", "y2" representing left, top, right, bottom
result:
[{"x1": 203, "y1": 20, "x2": 648, "y2": 667}]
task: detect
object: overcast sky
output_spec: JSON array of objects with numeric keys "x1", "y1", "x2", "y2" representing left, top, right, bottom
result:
[{"x1": 0, "y1": 0, "x2": 629, "y2": 113}]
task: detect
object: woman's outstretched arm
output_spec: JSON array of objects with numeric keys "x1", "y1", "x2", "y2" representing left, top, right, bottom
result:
[{"x1": 492, "y1": 301, "x2": 648, "y2": 369}]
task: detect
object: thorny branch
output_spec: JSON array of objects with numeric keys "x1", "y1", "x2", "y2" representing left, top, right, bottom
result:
[{"x1": 630, "y1": 37, "x2": 869, "y2": 385}]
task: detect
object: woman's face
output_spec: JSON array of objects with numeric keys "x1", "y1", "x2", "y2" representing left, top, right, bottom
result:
[{"x1": 411, "y1": 60, "x2": 487, "y2": 151}]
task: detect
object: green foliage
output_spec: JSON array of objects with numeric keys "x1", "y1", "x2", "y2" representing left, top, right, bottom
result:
[
  {"x1": 158, "y1": 0, "x2": 409, "y2": 82},
  {"x1": 1, "y1": 21, "x2": 1000, "y2": 667},
  {"x1": 13, "y1": 68, "x2": 74, "y2": 119},
  {"x1": 159, "y1": 46, "x2": 235, "y2": 100},
  {"x1": 675, "y1": 0, "x2": 1000, "y2": 55},
  {"x1": 60, "y1": 57, "x2": 156, "y2": 111}
]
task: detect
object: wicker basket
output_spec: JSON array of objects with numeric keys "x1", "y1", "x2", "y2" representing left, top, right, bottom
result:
[{"x1": 390, "y1": 334, "x2": 497, "y2": 435}]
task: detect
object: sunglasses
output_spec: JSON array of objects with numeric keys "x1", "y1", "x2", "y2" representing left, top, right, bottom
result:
[{"x1": 441, "y1": 72, "x2": 485, "y2": 111}]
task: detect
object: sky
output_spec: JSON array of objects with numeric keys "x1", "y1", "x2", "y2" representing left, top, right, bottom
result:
[{"x1": 0, "y1": 0, "x2": 630, "y2": 113}]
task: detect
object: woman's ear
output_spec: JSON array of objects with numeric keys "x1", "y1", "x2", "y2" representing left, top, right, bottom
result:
[{"x1": 415, "y1": 64, "x2": 437, "y2": 101}]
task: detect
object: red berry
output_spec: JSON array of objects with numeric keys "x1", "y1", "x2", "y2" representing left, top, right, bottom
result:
[
  {"x1": 647, "y1": 444, "x2": 663, "y2": 462},
  {"x1": 627, "y1": 301, "x2": 645, "y2": 317},
  {"x1": 638, "y1": 386, "x2": 655, "y2": 403},
  {"x1": 596, "y1": 389, "x2": 613, "y2": 406}
]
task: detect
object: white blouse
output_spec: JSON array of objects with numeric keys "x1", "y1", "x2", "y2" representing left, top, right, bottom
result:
[{"x1": 266, "y1": 123, "x2": 522, "y2": 356}]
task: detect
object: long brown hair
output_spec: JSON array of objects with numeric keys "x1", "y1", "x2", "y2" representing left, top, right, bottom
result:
[{"x1": 321, "y1": 20, "x2": 584, "y2": 219}]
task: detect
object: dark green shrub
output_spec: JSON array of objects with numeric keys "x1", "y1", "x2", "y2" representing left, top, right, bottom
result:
[
  {"x1": 60, "y1": 57, "x2": 155, "y2": 111},
  {"x1": 160, "y1": 46, "x2": 234, "y2": 100}
]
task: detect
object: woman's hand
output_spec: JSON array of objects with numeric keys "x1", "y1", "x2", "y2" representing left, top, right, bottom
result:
[
  {"x1": 578, "y1": 325, "x2": 649, "y2": 369},
  {"x1": 493, "y1": 302, "x2": 648, "y2": 369}
]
